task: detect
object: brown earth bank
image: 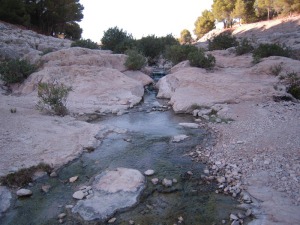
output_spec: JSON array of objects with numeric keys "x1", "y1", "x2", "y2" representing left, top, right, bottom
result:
[{"x1": 0, "y1": 16, "x2": 300, "y2": 224}]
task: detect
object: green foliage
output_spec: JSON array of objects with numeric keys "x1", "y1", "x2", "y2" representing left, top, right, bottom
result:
[
  {"x1": 136, "y1": 34, "x2": 179, "y2": 65},
  {"x1": 124, "y1": 50, "x2": 147, "y2": 70},
  {"x1": 252, "y1": 43, "x2": 291, "y2": 63},
  {"x1": 285, "y1": 72, "x2": 300, "y2": 99},
  {"x1": 194, "y1": 10, "x2": 215, "y2": 40},
  {"x1": 165, "y1": 45, "x2": 198, "y2": 65},
  {"x1": 0, "y1": 59, "x2": 36, "y2": 84},
  {"x1": 0, "y1": 0, "x2": 84, "y2": 38},
  {"x1": 208, "y1": 33, "x2": 238, "y2": 51},
  {"x1": 36, "y1": 82, "x2": 72, "y2": 116},
  {"x1": 71, "y1": 39, "x2": 99, "y2": 49},
  {"x1": 0, "y1": 163, "x2": 52, "y2": 187},
  {"x1": 101, "y1": 27, "x2": 134, "y2": 53},
  {"x1": 188, "y1": 49, "x2": 216, "y2": 69},
  {"x1": 235, "y1": 38, "x2": 254, "y2": 55},
  {"x1": 212, "y1": 0, "x2": 236, "y2": 28},
  {"x1": 180, "y1": 29, "x2": 193, "y2": 44}
]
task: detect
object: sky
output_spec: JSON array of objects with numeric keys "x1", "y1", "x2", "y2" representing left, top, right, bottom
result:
[{"x1": 79, "y1": 0, "x2": 213, "y2": 42}]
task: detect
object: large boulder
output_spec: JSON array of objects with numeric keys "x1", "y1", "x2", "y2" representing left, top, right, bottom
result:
[
  {"x1": 72, "y1": 168, "x2": 145, "y2": 221},
  {"x1": 156, "y1": 65, "x2": 277, "y2": 113}
]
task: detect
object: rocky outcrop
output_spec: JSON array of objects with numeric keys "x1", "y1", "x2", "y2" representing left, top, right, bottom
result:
[
  {"x1": 0, "y1": 21, "x2": 71, "y2": 61},
  {"x1": 72, "y1": 168, "x2": 145, "y2": 221}
]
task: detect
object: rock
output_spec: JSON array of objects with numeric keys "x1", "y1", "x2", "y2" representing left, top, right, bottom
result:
[
  {"x1": 69, "y1": 176, "x2": 78, "y2": 183},
  {"x1": 231, "y1": 220, "x2": 240, "y2": 225},
  {"x1": 16, "y1": 189, "x2": 32, "y2": 197},
  {"x1": 58, "y1": 213, "x2": 66, "y2": 219},
  {"x1": 230, "y1": 213, "x2": 239, "y2": 220},
  {"x1": 123, "y1": 70, "x2": 154, "y2": 86},
  {"x1": 129, "y1": 219, "x2": 135, "y2": 224},
  {"x1": 41, "y1": 184, "x2": 51, "y2": 193},
  {"x1": 172, "y1": 134, "x2": 189, "y2": 142},
  {"x1": 172, "y1": 178, "x2": 178, "y2": 183},
  {"x1": 162, "y1": 178, "x2": 173, "y2": 187},
  {"x1": 144, "y1": 170, "x2": 155, "y2": 176},
  {"x1": 50, "y1": 172, "x2": 58, "y2": 177},
  {"x1": 217, "y1": 176, "x2": 226, "y2": 184},
  {"x1": 245, "y1": 209, "x2": 252, "y2": 217},
  {"x1": 178, "y1": 123, "x2": 199, "y2": 129},
  {"x1": 151, "y1": 178, "x2": 159, "y2": 185},
  {"x1": 108, "y1": 217, "x2": 116, "y2": 223},
  {"x1": 72, "y1": 168, "x2": 145, "y2": 221},
  {"x1": 0, "y1": 186, "x2": 12, "y2": 217},
  {"x1": 72, "y1": 191, "x2": 85, "y2": 200}
]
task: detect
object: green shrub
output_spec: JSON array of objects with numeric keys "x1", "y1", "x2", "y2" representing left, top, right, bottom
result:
[
  {"x1": 124, "y1": 50, "x2": 147, "y2": 70},
  {"x1": 165, "y1": 45, "x2": 198, "y2": 65},
  {"x1": 208, "y1": 33, "x2": 238, "y2": 51},
  {"x1": 36, "y1": 82, "x2": 72, "y2": 116},
  {"x1": 235, "y1": 38, "x2": 254, "y2": 55},
  {"x1": 71, "y1": 39, "x2": 99, "y2": 49},
  {"x1": 285, "y1": 72, "x2": 300, "y2": 99},
  {"x1": 252, "y1": 43, "x2": 291, "y2": 63},
  {"x1": 188, "y1": 49, "x2": 216, "y2": 69},
  {"x1": 0, "y1": 59, "x2": 36, "y2": 84}
]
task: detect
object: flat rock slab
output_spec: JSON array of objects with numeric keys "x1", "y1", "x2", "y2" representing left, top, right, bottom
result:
[
  {"x1": 0, "y1": 186, "x2": 12, "y2": 217},
  {"x1": 72, "y1": 168, "x2": 145, "y2": 221}
]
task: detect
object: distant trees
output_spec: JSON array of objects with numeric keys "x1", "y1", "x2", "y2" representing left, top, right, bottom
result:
[
  {"x1": 0, "y1": 0, "x2": 84, "y2": 40},
  {"x1": 212, "y1": 0, "x2": 236, "y2": 28},
  {"x1": 180, "y1": 29, "x2": 193, "y2": 44},
  {"x1": 194, "y1": 10, "x2": 215, "y2": 40}
]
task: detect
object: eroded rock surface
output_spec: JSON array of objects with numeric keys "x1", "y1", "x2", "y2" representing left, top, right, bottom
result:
[{"x1": 72, "y1": 168, "x2": 145, "y2": 221}]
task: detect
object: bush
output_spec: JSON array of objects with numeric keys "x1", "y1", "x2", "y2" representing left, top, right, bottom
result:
[
  {"x1": 0, "y1": 59, "x2": 36, "y2": 84},
  {"x1": 208, "y1": 33, "x2": 238, "y2": 51},
  {"x1": 165, "y1": 45, "x2": 198, "y2": 65},
  {"x1": 235, "y1": 38, "x2": 254, "y2": 55},
  {"x1": 252, "y1": 43, "x2": 291, "y2": 63},
  {"x1": 101, "y1": 27, "x2": 134, "y2": 53},
  {"x1": 124, "y1": 50, "x2": 147, "y2": 70},
  {"x1": 71, "y1": 39, "x2": 99, "y2": 49},
  {"x1": 36, "y1": 82, "x2": 72, "y2": 116},
  {"x1": 270, "y1": 63, "x2": 283, "y2": 76},
  {"x1": 285, "y1": 72, "x2": 300, "y2": 99},
  {"x1": 188, "y1": 49, "x2": 216, "y2": 69}
]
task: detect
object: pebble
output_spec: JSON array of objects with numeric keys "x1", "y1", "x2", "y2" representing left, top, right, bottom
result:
[
  {"x1": 187, "y1": 171, "x2": 193, "y2": 175},
  {"x1": 162, "y1": 178, "x2": 173, "y2": 187},
  {"x1": 65, "y1": 205, "x2": 74, "y2": 209},
  {"x1": 72, "y1": 190, "x2": 85, "y2": 200},
  {"x1": 41, "y1": 184, "x2": 51, "y2": 193},
  {"x1": 151, "y1": 178, "x2": 159, "y2": 185},
  {"x1": 144, "y1": 169, "x2": 155, "y2": 176},
  {"x1": 129, "y1": 219, "x2": 135, "y2": 225},
  {"x1": 245, "y1": 209, "x2": 252, "y2": 217},
  {"x1": 58, "y1": 213, "x2": 66, "y2": 219},
  {"x1": 50, "y1": 171, "x2": 58, "y2": 177},
  {"x1": 108, "y1": 217, "x2": 116, "y2": 223},
  {"x1": 69, "y1": 176, "x2": 78, "y2": 183},
  {"x1": 230, "y1": 213, "x2": 238, "y2": 220},
  {"x1": 16, "y1": 188, "x2": 32, "y2": 197}
]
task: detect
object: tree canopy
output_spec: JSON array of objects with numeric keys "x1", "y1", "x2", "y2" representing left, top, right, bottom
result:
[
  {"x1": 0, "y1": 0, "x2": 84, "y2": 39},
  {"x1": 194, "y1": 10, "x2": 215, "y2": 40},
  {"x1": 180, "y1": 29, "x2": 193, "y2": 44}
]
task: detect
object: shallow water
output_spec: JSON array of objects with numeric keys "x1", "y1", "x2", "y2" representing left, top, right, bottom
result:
[{"x1": 0, "y1": 90, "x2": 243, "y2": 225}]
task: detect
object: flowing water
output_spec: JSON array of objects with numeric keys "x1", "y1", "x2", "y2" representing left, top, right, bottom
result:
[{"x1": 0, "y1": 87, "x2": 243, "y2": 225}]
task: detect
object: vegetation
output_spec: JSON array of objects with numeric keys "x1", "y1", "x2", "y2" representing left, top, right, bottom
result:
[
  {"x1": 71, "y1": 39, "x2": 99, "y2": 49},
  {"x1": 212, "y1": 0, "x2": 236, "y2": 28},
  {"x1": 235, "y1": 38, "x2": 254, "y2": 55},
  {"x1": 208, "y1": 33, "x2": 238, "y2": 51},
  {"x1": 0, "y1": 0, "x2": 84, "y2": 39},
  {"x1": 124, "y1": 50, "x2": 147, "y2": 70},
  {"x1": 188, "y1": 49, "x2": 216, "y2": 69},
  {"x1": 252, "y1": 43, "x2": 291, "y2": 63},
  {"x1": 0, "y1": 59, "x2": 36, "y2": 84},
  {"x1": 0, "y1": 163, "x2": 52, "y2": 187},
  {"x1": 165, "y1": 45, "x2": 198, "y2": 65},
  {"x1": 36, "y1": 82, "x2": 72, "y2": 116},
  {"x1": 285, "y1": 72, "x2": 300, "y2": 99},
  {"x1": 101, "y1": 26, "x2": 134, "y2": 53},
  {"x1": 180, "y1": 29, "x2": 193, "y2": 44},
  {"x1": 270, "y1": 63, "x2": 283, "y2": 76},
  {"x1": 194, "y1": 10, "x2": 215, "y2": 40}
]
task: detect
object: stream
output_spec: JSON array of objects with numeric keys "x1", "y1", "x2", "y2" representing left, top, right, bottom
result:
[{"x1": 0, "y1": 86, "x2": 244, "y2": 225}]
